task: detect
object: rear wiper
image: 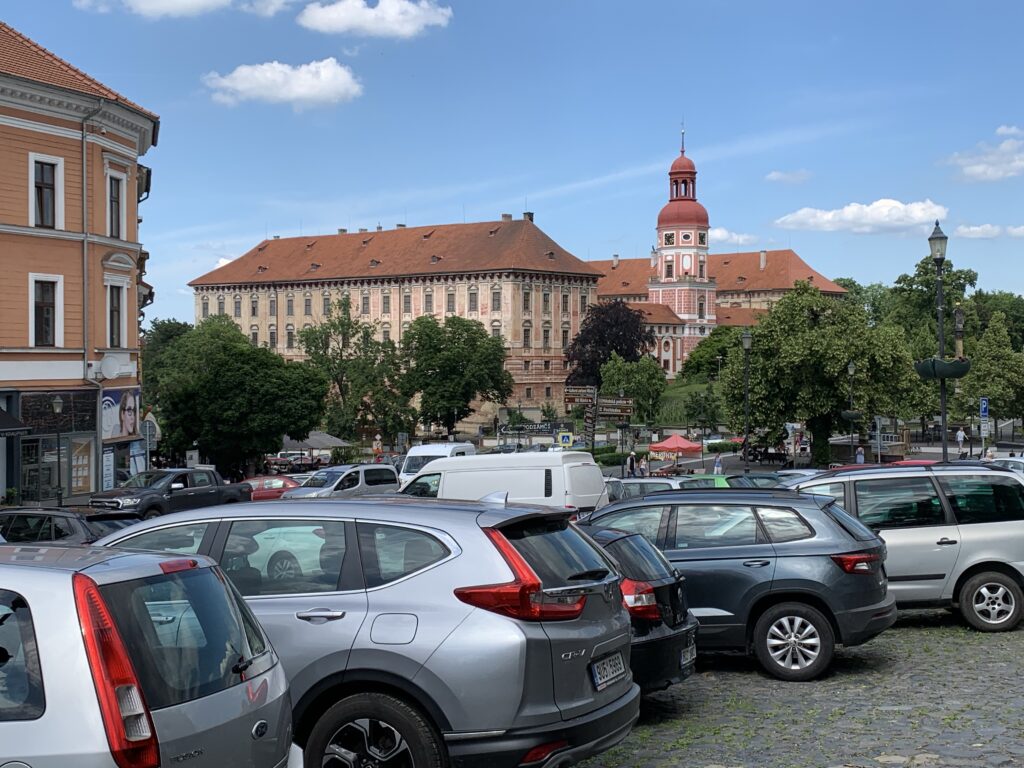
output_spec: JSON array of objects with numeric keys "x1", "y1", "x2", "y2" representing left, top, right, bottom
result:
[
  {"x1": 232, "y1": 657, "x2": 253, "y2": 675},
  {"x1": 566, "y1": 568, "x2": 610, "y2": 581}
]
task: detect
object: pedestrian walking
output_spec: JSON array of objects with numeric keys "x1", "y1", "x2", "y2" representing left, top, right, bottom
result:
[
  {"x1": 627, "y1": 451, "x2": 637, "y2": 478},
  {"x1": 956, "y1": 427, "x2": 966, "y2": 455},
  {"x1": 639, "y1": 456, "x2": 648, "y2": 477},
  {"x1": 855, "y1": 446, "x2": 865, "y2": 464},
  {"x1": 713, "y1": 453, "x2": 723, "y2": 475}
]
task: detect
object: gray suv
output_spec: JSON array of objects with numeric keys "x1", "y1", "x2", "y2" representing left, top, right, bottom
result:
[
  {"x1": 0, "y1": 545, "x2": 291, "y2": 767},
  {"x1": 578, "y1": 488, "x2": 897, "y2": 681},
  {"x1": 786, "y1": 464, "x2": 1024, "y2": 631},
  {"x1": 281, "y1": 465, "x2": 399, "y2": 500},
  {"x1": 98, "y1": 499, "x2": 640, "y2": 768}
]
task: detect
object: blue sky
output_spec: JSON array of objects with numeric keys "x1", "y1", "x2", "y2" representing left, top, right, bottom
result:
[{"x1": 5, "y1": 1, "x2": 1023, "y2": 322}]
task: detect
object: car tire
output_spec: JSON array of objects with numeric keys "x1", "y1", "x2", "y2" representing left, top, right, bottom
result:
[
  {"x1": 959, "y1": 572, "x2": 1023, "y2": 632},
  {"x1": 142, "y1": 507, "x2": 161, "y2": 520},
  {"x1": 304, "y1": 692, "x2": 445, "y2": 768},
  {"x1": 267, "y1": 551, "x2": 301, "y2": 581},
  {"x1": 753, "y1": 602, "x2": 835, "y2": 682}
]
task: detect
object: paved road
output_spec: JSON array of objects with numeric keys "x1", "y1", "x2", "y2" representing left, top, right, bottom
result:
[{"x1": 583, "y1": 610, "x2": 1024, "y2": 768}]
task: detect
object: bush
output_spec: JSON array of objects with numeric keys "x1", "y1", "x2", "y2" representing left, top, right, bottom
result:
[
  {"x1": 597, "y1": 451, "x2": 649, "y2": 467},
  {"x1": 592, "y1": 445, "x2": 618, "y2": 456},
  {"x1": 704, "y1": 441, "x2": 738, "y2": 454}
]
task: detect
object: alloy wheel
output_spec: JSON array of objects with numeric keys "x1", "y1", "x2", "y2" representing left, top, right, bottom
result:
[
  {"x1": 269, "y1": 556, "x2": 299, "y2": 580},
  {"x1": 973, "y1": 583, "x2": 1015, "y2": 625},
  {"x1": 323, "y1": 718, "x2": 413, "y2": 768},
  {"x1": 766, "y1": 615, "x2": 821, "y2": 670}
]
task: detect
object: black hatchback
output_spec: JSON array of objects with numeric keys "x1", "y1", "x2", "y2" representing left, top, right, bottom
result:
[
  {"x1": 0, "y1": 506, "x2": 141, "y2": 544},
  {"x1": 578, "y1": 489, "x2": 897, "y2": 681},
  {"x1": 580, "y1": 525, "x2": 699, "y2": 693}
]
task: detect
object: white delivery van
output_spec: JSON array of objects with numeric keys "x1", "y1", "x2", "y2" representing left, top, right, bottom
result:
[
  {"x1": 399, "y1": 441, "x2": 476, "y2": 484},
  {"x1": 399, "y1": 451, "x2": 609, "y2": 512}
]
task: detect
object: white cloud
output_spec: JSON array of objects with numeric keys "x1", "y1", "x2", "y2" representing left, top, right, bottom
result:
[
  {"x1": 202, "y1": 58, "x2": 362, "y2": 108},
  {"x1": 298, "y1": 0, "x2": 452, "y2": 38},
  {"x1": 949, "y1": 127, "x2": 1024, "y2": 181},
  {"x1": 238, "y1": 0, "x2": 293, "y2": 14},
  {"x1": 215, "y1": 257, "x2": 236, "y2": 268},
  {"x1": 765, "y1": 169, "x2": 812, "y2": 184},
  {"x1": 123, "y1": 0, "x2": 231, "y2": 17},
  {"x1": 954, "y1": 224, "x2": 1002, "y2": 239},
  {"x1": 709, "y1": 227, "x2": 757, "y2": 246},
  {"x1": 72, "y1": 0, "x2": 114, "y2": 11},
  {"x1": 1006, "y1": 225, "x2": 1024, "y2": 238},
  {"x1": 775, "y1": 198, "x2": 948, "y2": 234}
]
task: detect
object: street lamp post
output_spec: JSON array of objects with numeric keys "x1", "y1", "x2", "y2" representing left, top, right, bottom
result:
[
  {"x1": 741, "y1": 330, "x2": 752, "y2": 474},
  {"x1": 848, "y1": 361, "x2": 856, "y2": 459},
  {"x1": 716, "y1": 354, "x2": 723, "y2": 380},
  {"x1": 52, "y1": 394, "x2": 64, "y2": 507},
  {"x1": 929, "y1": 221, "x2": 949, "y2": 462}
]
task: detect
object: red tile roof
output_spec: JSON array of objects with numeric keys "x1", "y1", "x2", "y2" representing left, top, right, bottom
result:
[
  {"x1": 715, "y1": 307, "x2": 769, "y2": 327},
  {"x1": 626, "y1": 302, "x2": 683, "y2": 325},
  {"x1": 0, "y1": 22, "x2": 159, "y2": 122},
  {"x1": 189, "y1": 219, "x2": 603, "y2": 287},
  {"x1": 711, "y1": 249, "x2": 846, "y2": 295},
  {"x1": 589, "y1": 258, "x2": 654, "y2": 297}
]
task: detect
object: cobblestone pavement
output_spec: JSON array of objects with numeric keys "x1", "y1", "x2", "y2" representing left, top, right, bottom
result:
[{"x1": 584, "y1": 610, "x2": 1024, "y2": 768}]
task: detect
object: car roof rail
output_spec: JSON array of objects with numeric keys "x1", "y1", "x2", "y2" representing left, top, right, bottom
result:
[
  {"x1": 639, "y1": 487, "x2": 804, "y2": 499},
  {"x1": 811, "y1": 461, "x2": 1013, "y2": 480}
]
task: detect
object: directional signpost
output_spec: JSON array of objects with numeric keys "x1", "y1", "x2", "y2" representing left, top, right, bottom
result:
[
  {"x1": 565, "y1": 386, "x2": 598, "y2": 449},
  {"x1": 980, "y1": 397, "x2": 991, "y2": 446}
]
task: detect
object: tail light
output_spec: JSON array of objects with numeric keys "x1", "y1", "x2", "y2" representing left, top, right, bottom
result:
[
  {"x1": 74, "y1": 573, "x2": 159, "y2": 768},
  {"x1": 831, "y1": 552, "x2": 881, "y2": 574},
  {"x1": 520, "y1": 739, "x2": 569, "y2": 765},
  {"x1": 454, "y1": 528, "x2": 587, "y2": 621},
  {"x1": 620, "y1": 577, "x2": 661, "y2": 620},
  {"x1": 159, "y1": 558, "x2": 198, "y2": 574}
]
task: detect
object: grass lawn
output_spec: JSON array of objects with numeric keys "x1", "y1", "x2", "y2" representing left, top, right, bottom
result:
[{"x1": 661, "y1": 378, "x2": 720, "y2": 407}]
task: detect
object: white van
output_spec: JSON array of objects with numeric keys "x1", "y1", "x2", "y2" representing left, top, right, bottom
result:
[
  {"x1": 399, "y1": 441, "x2": 476, "y2": 484},
  {"x1": 400, "y1": 452, "x2": 609, "y2": 512}
]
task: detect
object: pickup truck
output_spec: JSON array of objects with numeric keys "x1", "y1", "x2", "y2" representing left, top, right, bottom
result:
[{"x1": 89, "y1": 467, "x2": 251, "y2": 518}]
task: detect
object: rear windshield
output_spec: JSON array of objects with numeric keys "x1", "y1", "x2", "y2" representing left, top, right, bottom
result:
[
  {"x1": 0, "y1": 590, "x2": 45, "y2": 721},
  {"x1": 502, "y1": 517, "x2": 611, "y2": 588},
  {"x1": 604, "y1": 534, "x2": 673, "y2": 582},
  {"x1": 403, "y1": 455, "x2": 444, "y2": 475},
  {"x1": 303, "y1": 471, "x2": 342, "y2": 488},
  {"x1": 821, "y1": 500, "x2": 877, "y2": 542},
  {"x1": 100, "y1": 567, "x2": 268, "y2": 710}
]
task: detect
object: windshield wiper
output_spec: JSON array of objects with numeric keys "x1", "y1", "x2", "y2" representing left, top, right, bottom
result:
[{"x1": 566, "y1": 568, "x2": 610, "y2": 581}]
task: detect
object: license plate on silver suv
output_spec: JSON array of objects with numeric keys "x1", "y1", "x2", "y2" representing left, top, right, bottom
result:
[{"x1": 590, "y1": 651, "x2": 626, "y2": 691}]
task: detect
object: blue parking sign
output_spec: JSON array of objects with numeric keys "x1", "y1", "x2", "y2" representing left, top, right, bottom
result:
[{"x1": 980, "y1": 397, "x2": 989, "y2": 419}]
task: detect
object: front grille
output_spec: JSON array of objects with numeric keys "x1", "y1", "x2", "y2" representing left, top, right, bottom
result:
[{"x1": 90, "y1": 500, "x2": 121, "y2": 510}]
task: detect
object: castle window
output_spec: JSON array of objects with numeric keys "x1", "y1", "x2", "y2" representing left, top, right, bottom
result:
[{"x1": 663, "y1": 232, "x2": 675, "y2": 247}]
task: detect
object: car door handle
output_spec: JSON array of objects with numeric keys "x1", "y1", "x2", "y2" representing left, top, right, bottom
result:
[
  {"x1": 936, "y1": 538, "x2": 958, "y2": 546},
  {"x1": 296, "y1": 609, "x2": 347, "y2": 622},
  {"x1": 743, "y1": 560, "x2": 771, "y2": 568}
]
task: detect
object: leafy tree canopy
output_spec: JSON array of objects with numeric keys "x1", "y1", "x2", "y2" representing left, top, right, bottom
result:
[
  {"x1": 141, "y1": 318, "x2": 192, "y2": 412},
  {"x1": 681, "y1": 325, "x2": 740, "y2": 382},
  {"x1": 599, "y1": 352, "x2": 667, "y2": 424},
  {"x1": 959, "y1": 311, "x2": 1024, "y2": 425},
  {"x1": 566, "y1": 300, "x2": 654, "y2": 386}
]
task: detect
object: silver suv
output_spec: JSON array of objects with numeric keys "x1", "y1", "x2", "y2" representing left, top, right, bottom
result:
[
  {"x1": 0, "y1": 545, "x2": 291, "y2": 767},
  {"x1": 98, "y1": 499, "x2": 640, "y2": 768},
  {"x1": 281, "y1": 465, "x2": 399, "y2": 500},
  {"x1": 787, "y1": 465, "x2": 1024, "y2": 631}
]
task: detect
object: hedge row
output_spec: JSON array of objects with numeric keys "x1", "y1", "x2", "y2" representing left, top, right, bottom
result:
[{"x1": 597, "y1": 451, "x2": 650, "y2": 467}]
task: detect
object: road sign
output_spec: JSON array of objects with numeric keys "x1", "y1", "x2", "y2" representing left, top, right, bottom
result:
[
  {"x1": 598, "y1": 406, "x2": 634, "y2": 418},
  {"x1": 565, "y1": 386, "x2": 597, "y2": 396},
  {"x1": 557, "y1": 431, "x2": 574, "y2": 447},
  {"x1": 140, "y1": 419, "x2": 158, "y2": 443},
  {"x1": 981, "y1": 417, "x2": 991, "y2": 438},
  {"x1": 980, "y1": 397, "x2": 990, "y2": 419},
  {"x1": 564, "y1": 395, "x2": 595, "y2": 406},
  {"x1": 597, "y1": 397, "x2": 634, "y2": 408}
]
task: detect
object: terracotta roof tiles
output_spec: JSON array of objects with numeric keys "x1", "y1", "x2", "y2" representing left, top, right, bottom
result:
[
  {"x1": 626, "y1": 302, "x2": 684, "y2": 325},
  {"x1": 715, "y1": 307, "x2": 769, "y2": 327},
  {"x1": 589, "y1": 258, "x2": 654, "y2": 297}
]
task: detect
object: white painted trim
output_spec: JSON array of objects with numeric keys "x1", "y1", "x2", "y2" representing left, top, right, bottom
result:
[
  {"x1": 0, "y1": 360, "x2": 83, "y2": 382},
  {"x1": 105, "y1": 169, "x2": 128, "y2": 240},
  {"x1": 0, "y1": 224, "x2": 142, "y2": 251},
  {"x1": 0, "y1": 112, "x2": 140, "y2": 155},
  {"x1": 27, "y1": 152, "x2": 65, "y2": 229},
  {"x1": 104, "y1": 274, "x2": 131, "y2": 348},
  {"x1": 0, "y1": 348, "x2": 85, "y2": 354},
  {"x1": 28, "y1": 272, "x2": 65, "y2": 348}
]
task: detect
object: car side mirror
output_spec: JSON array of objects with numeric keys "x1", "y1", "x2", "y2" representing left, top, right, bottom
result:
[{"x1": 170, "y1": 482, "x2": 185, "y2": 491}]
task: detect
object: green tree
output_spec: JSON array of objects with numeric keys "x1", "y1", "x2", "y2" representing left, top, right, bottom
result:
[
  {"x1": 720, "y1": 283, "x2": 916, "y2": 467},
  {"x1": 566, "y1": 300, "x2": 654, "y2": 386},
  {"x1": 960, "y1": 312, "x2": 1024, "y2": 439},
  {"x1": 833, "y1": 278, "x2": 895, "y2": 326},
  {"x1": 888, "y1": 256, "x2": 978, "y2": 356},
  {"x1": 684, "y1": 383, "x2": 722, "y2": 436},
  {"x1": 599, "y1": 352, "x2": 667, "y2": 424},
  {"x1": 540, "y1": 402, "x2": 560, "y2": 422},
  {"x1": 141, "y1": 318, "x2": 192, "y2": 412},
  {"x1": 160, "y1": 316, "x2": 327, "y2": 472},
  {"x1": 402, "y1": 315, "x2": 513, "y2": 434},
  {"x1": 681, "y1": 325, "x2": 740, "y2": 382},
  {"x1": 970, "y1": 290, "x2": 1024, "y2": 352},
  {"x1": 300, "y1": 297, "x2": 414, "y2": 440}
]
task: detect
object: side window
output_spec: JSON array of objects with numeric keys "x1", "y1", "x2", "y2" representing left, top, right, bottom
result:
[
  {"x1": 673, "y1": 505, "x2": 762, "y2": 549},
  {"x1": 192, "y1": 471, "x2": 213, "y2": 488},
  {"x1": 357, "y1": 523, "x2": 450, "y2": 588},
  {"x1": 116, "y1": 522, "x2": 211, "y2": 554},
  {"x1": 804, "y1": 482, "x2": 847, "y2": 505},
  {"x1": 52, "y1": 516, "x2": 74, "y2": 540},
  {"x1": 595, "y1": 506, "x2": 668, "y2": 545},
  {"x1": 0, "y1": 590, "x2": 45, "y2": 721},
  {"x1": 266, "y1": 478, "x2": 285, "y2": 490},
  {"x1": 365, "y1": 469, "x2": 397, "y2": 486},
  {"x1": 3, "y1": 515, "x2": 51, "y2": 543},
  {"x1": 0, "y1": 514, "x2": 12, "y2": 539},
  {"x1": 337, "y1": 473, "x2": 358, "y2": 491},
  {"x1": 854, "y1": 477, "x2": 945, "y2": 529},
  {"x1": 220, "y1": 519, "x2": 348, "y2": 596},
  {"x1": 170, "y1": 473, "x2": 190, "y2": 489},
  {"x1": 938, "y1": 476, "x2": 1024, "y2": 525},
  {"x1": 402, "y1": 474, "x2": 440, "y2": 498},
  {"x1": 757, "y1": 507, "x2": 814, "y2": 543}
]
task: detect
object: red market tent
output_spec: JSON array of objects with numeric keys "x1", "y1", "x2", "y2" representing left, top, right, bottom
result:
[{"x1": 650, "y1": 435, "x2": 702, "y2": 453}]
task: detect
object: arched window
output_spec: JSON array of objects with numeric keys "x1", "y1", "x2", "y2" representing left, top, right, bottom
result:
[
  {"x1": 665, "y1": 256, "x2": 674, "y2": 280},
  {"x1": 522, "y1": 321, "x2": 533, "y2": 349},
  {"x1": 216, "y1": 295, "x2": 225, "y2": 315},
  {"x1": 286, "y1": 324, "x2": 295, "y2": 349},
  {"x1": 269, "y1": 324, "x2": 278, "y2": 348},
  {"x1": 249, "y1": 325, "x2": 259, "y2": 345}
]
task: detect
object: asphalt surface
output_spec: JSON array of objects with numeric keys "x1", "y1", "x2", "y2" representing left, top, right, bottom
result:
[{"x1": 582, "y1": 609, "x2": 1024, "y2": 768}]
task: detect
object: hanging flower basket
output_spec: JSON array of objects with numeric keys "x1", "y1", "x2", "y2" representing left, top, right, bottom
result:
[{"x1": 914, "y1": 357, "x2": 971, "y2": 381}]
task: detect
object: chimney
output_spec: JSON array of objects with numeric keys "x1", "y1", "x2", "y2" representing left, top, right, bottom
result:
[
  {"x1": 396, "y1": 223, "x2": 406, "y2": 228},
  {"x1": 501, "y1": 213, "x2": 513, "y2": 222},
  {"x1": 759, "y1": 249, "x2": 767, "y2": 271},
  {"x1": 337, "y1": 228, "x2": 347, "y2": 234},
  {"x1": 523, "y1": 211, "x2": 534, "y2": 222},
  {"x1": 272, "y1": 235, "x2": 280, "y2": 240},
  {"x1": 358, "y1": 228, "x2": 368, "y2": 233},
  {"x1": 612, "y1": 254, "x2": 619, "y2": 269},
  {"x1": 376, "y1": 224, "x2": 383, "y2": 232}
]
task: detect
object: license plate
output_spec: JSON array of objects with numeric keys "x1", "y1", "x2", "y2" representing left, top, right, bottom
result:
[
  {"x1": 680, "y1": 641, "x2": 696, "y2": 668},
  {"x1": 590, "y1": 651, "x2": 626, "y2": 691}
]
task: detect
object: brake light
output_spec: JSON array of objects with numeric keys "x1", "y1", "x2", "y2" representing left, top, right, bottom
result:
[
  {"x1": 520, "y1": 739, "x2": 569, "y2": 765},
  {"x1": 73, "y1": 573, "x2": 159, "y2": 768},
  {"x1": 831, "y1": 552, "x2": 881, "y2": 574},
  {"x1": 159, "y1": 558, "x2": 199, "y2": 574},
  {"x1": 454, "y1": 528, "x2": 586, "y2": 621},
  {"x1": 620, "y1": 578, "x2": 661, "y2": 620}
]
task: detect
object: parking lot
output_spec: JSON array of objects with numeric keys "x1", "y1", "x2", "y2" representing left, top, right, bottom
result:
[{"x1": 585, "y1": 610, "x2": 1024, "y2": 768}]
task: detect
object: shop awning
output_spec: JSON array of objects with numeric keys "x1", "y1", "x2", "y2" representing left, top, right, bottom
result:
[{"x1": 0, "y1": 409, "x2": 31, "y2": 437}]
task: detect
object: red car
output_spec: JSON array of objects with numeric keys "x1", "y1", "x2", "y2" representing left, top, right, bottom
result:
[{"x1": 247, "y1": 475, "x2": 301, "y2": 500}]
